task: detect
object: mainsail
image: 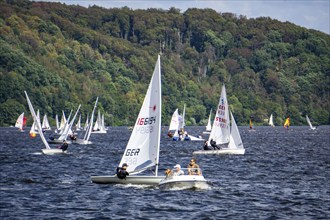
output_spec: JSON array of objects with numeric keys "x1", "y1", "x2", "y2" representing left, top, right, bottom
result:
[
  {"x1": 208, "y1": 85, "x2": 230, "y2": 145},
  {"x1": 119, "y1": 55, "x2": 162, "y2": 175}
]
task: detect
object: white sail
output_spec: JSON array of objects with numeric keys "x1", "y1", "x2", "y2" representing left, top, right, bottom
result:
[
  {"x1": 30, "y1": 109, "x2": 40, "y2": 134},
  {"x1": 76, "y1": 115, "x2": 81, "y2": 131},
  {"x1": 306, "y1": 115, "x2": 316, "y2": 130},
  {"x1": 181, "y1": 104, "x2": 186, "y2": 129},
  {"x1": 24, "y1": 91, "x2": 51, "y2": 150},
  {"x1": 58, "y1": 105, "x2": 81, "y2": 141},
  {"x1": 92, "y1": 109, "x2": 107, "y2": 133},
  {"x1": 84, "y1": 114, "x2": 89, "y2": 131},
  {"x1": 269, "y1": 114, "x2": 275, "y2": 127},
  {"x1": 15, "y1": 112, "x2": 25, "y2": 131},
  {"x1": 119, "y1": 55, "x2": 162, "y2": 175},
  {"x1": 42, "y1": 114, "x2": 51, "y2": 130},
  {"x1": 59, "y1": 111, "x2": 66, "y2": 131},
  {"x1": 228, "y1": 111, "x2": 244, "y2": 149},
  {"x1": 205, "y1": 109, "x2": 212, "y2": 131},
  {"x1": 55, "y1": 114, "x2": 60, "y2": 130},
  {"x1": 169, "y1": 109, "x2": 179, "y2": 131},
  {"x1": 84, "y1": 97, "x2": 98, "y2": 142},
  {"x1": 208, "y1": 85, "x2": 230, "y2": 145}
]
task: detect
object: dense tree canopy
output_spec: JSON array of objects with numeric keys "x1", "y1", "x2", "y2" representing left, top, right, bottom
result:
[{"x1": 0, "y1": 0, "x2": 329, "y2": 126}]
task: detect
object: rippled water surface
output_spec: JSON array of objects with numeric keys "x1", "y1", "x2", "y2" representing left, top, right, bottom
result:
[{"x1": 1, "y1": 126, "x2": 329, "y2": 219}]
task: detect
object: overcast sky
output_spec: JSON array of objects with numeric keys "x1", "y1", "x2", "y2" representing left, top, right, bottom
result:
[{"x1": 45, "y1": 0, "x2": 329, "y2": 34}]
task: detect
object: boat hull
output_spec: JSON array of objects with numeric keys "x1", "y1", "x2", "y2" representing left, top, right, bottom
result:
[
  {"x1": 47, "y1": 139, "x2": 72, "y2": 144},
  {"x1": 90, "y1": 175, "x2": 165, "y2": 185},
  {"x1": 193, "y1": 148, "x2": 245, "y2": 155},
  {"x1": 41, "y1": 148, "x2": 66, "y2": 155},
  {"x1": 159, "y1": 175, "x2": 208, "y2": 189},
  {"x1": 73, "y1": 139, "x2": 92, "y2": 145}
]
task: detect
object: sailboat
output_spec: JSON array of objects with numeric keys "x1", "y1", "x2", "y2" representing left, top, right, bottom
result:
[
  {"x1": 269, "y1": 114, "x2": 275, "y2": 127},
  {"x1": 74, "y1": 97, "x2": 98, "y2": 145},
  {"x1": 168, "y1": 105, "x2": 204, "y2": 141},
  {"x1": 306, "y1": 115, "x2": 316, "y2": 130},
  {"x1": 91, "y1": 55, "x2": 165, "y2": 185},
  {"x1": 47, "y1": 106, "x2": 81, "y2": 144},
  {"x1": 15, "y1": 112, "x2": 27, "y2": 132},
  {"x1": 75, "y1": 114, "x2": 82, "y2": 131},
  {"x1": 42, "y1": 114, "x2": 51, "y2": 130},
  {"x1": 202, "y1": 109, "x2": 212, "y2": 134},
  {"x1": 193, "y1": 84, "x2": 245, "y2": 155},
  {"x1": 24, "y1": 91, "x2": 66, "y2": 155},
  {"x1": 30, "y1": 109, "x2": 40, "y2": 136},
  {"x1": 92, "y1": 110, "x2": 107, "y2": 133},
  {"x1": 284, "y1": 116, "x2": 290, "y2": 129}
]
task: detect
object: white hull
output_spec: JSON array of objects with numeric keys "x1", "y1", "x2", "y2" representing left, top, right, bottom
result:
[
  {"x1": 42, "y1": 148, "x2": 66, "y2": 155},
  {"x1": 47, "y1": 139, "x2": 72, "y2": 144},
  {"x1": 90, "y1": 175, "x2": 165, "y2": 185},
  {"x1": 73, "y1": 138, "x2": 92, "y2": 145},
  {"x1": 173, "y1": 134, "x2": 205, "y2": 141},
  {"x1": 193, "y1": 148, "x2": 245, "y2": 155},
  {"x1": 159, "y1": 175, "x2": 208, "y2": 189},
  {"x1": 91, "y1": 130, "x2": 107, "y2": 134},
  {"x1": 189, "y1": 135, "x2": 205, "y2": 141}
]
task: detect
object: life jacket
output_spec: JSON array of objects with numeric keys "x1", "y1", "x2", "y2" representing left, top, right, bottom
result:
[{"x1": 116, "y1": 167, "x2": 128, "y2": 179}]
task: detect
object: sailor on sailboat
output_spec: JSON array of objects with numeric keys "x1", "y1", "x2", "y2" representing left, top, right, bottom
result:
[
  {"x1": 193, "y1": 84, "x2": 245, "y2": 155},
  {"x1": 24, "y1": 91, "x2": 68, "y2": 155},
  {"x1": 91, "y1": 55, "x2": 165, "y2": 185},
  {"x1": 168, "y1": 105, "x2": 204, "y2": 141}
]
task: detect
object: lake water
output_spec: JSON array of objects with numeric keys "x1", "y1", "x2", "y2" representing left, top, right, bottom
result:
[{"x1": 0, "y1": 126, "x2": 329, "y2": 219}]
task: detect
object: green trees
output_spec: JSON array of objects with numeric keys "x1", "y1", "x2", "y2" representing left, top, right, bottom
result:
[{"x1": 0, "y1": 0, "x2": 329, "y2": 126}]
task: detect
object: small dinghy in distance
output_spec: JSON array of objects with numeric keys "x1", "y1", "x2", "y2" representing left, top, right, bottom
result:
[{"x1": 158, "y1": 168, "x2": 207, "y2": 190}]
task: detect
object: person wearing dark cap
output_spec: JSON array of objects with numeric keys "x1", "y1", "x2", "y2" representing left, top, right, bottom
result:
[{"x1": 116, "y1": 163, "x2": 129, "y2": 179}]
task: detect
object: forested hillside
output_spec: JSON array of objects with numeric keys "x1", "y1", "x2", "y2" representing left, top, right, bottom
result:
[{"x1": 0, "y1": 0, "x2": 329, "y2": 126}]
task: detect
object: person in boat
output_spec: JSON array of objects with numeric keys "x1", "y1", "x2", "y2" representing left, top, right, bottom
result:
[
  {"x1": 210, "y1": 138, "x2": 220, "y2": 150},
  {"x1": 188, "y1": 158, "x2": 201, "y2": 175},
  {"x1": 203, "y1": 141, "x2": 211, "y2": 150},
  {"x1": 49, "y1": 133, "x2": 55, "y2": 141},
  {"x1": 165, "y1": 168, "x2": 172, "y2": 177},
  {"x1": 70, "y1": 133, "x2": 77, "y2": 141},
  {"x1": 59, "y1": 140, "x2": 69, "y2": 152},
  {"x1": 116, "y1": 163, "x2": 129, "y2": 179},
  {"x1": 172, "y1": 164, "x2": 184, "y2": 176}
]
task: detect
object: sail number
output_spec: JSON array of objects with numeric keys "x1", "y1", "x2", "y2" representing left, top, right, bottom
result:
[
  {"x1": 125, "y1": 148, "x2": 140, "y2": 156},
  {"x1": 137, "y1": 117, "x2": 156, "y2": 125}
]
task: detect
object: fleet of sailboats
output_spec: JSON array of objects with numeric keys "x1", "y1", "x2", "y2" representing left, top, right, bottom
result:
[{"x1": 10, "y1": 55, "x2": 322, "y2": 190}]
